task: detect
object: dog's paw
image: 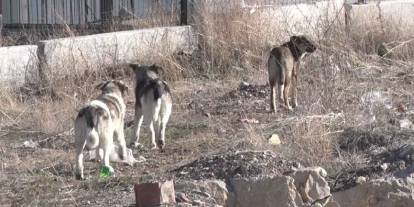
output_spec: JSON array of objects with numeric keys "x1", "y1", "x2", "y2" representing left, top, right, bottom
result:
[
  {"x1": 151, "y1": 145, "x2": 159, "y2": 150},
  {"x1": 107, "y1": 165, "x2": 115, "y2": 174},
  {"x1": 130, "y1": 142, "x2": 144, "y2": 149},
  {"x1": 156, "y1": 140, "x2": 165, "y2": 150},
  {"x1": 75, "y1": 174, "x2": 84, "y2": 180}
]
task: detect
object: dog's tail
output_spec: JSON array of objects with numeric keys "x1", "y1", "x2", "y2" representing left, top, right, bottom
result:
[
  {"x1": 147, "y1": 79, "x2": 170, "y2": 100},
  {"x1": 76, "y1": 105, "x2": 108, "y2": 150},
  {"x1": 78, "y1": 106, "x2": 106, "y2": 128}
]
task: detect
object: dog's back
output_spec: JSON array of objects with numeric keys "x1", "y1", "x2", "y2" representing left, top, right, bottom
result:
[{"x1": 268, "y1": 46, "x2": 294, "y2": 85}]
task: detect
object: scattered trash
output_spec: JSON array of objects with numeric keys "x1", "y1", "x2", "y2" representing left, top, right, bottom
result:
[
  {"x1": 240, "y1": 118, "x2": 260, "y2": 124},
  {"x1": 268, "y1": 134, "x2": 281, "y2": 145},
  {"x1": 355, "y1": 176, "x2": 367, "y2": 184},
  {"x1": 99, "y1": 165, "x2": 114, "y2": 180},
  {"x1": 22, "y1": 140, "x2": 38, "y2": 148},
  {"x1": 399, "y1": 119, "x2": 414, "y2": 130}
]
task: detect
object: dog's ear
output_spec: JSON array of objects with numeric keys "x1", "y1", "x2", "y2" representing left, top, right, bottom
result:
[
  {"x1": 149, "y1": 64, "x2": 163, "y2": 75},
  {"x1": 95, "y1": 81, "x2": 109, "y2": 91},
  {"x1": 290, "y1": 35, "x2": 300, "y2": 43},
  {"x1": 129, "y1": 63, "x2": 139, "y2": 72},
  {"x1": 114, "y1": 80, "x2": 129, "y2": 95}
]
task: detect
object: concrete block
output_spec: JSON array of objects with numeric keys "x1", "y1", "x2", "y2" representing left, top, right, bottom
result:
[
  {"x1": 0, "y1": 45, "x2": 38, "y2": 88},
  {"x1": 244, "y1": 0, "x2": 345, "y2": 38},
  {"x1": 38, "y1": 26, "x2": 196, "y2": 77},
  {"x1": 134, "y1": 180, "x2": 176, "y2": 207},
  {"x1": 346, "y1": 0, "x2": 414, "y2": 28}
]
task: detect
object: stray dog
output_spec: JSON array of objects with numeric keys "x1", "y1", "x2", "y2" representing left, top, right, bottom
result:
[
  {"x1": 129, "y1": 64, "x2": 172, "y2": 150},
  {"x1": 268, "y1": 35, "x2": 317, "y2": 112},
  {"x1": 74, "y1": 80, "x2": 129, "y2": 180}
]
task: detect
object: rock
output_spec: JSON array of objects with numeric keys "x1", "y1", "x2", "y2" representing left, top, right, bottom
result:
[
  {"x1": 192, "y1": 200, "x2": 205, "y2": 206},
  {"x1": 355, "y1": 176, "x2": 367, "y2": 184},
  {"x1": 175, "y1": 203, "x2": 193, "y2": 207},
  {"x1": 227, "y1": 176, "x2": 304, "y2": 207},
  {"x1": 176, "y1": 192, "x2": 191, "y2": 203},
  {"x1": 380, "y1": 163, "x2": 389, "y2": 172},
  {"x1": 175, "y1": 180, "x2": 229, "y2": 205},
  {"x1": 134, "y1": 180, "x2": 175, "y2": 207},
  {"x1": 395, "y1": 144, "x2": 414, "y2": 161},
  {"x1": 239, "y1": 81, "x2": 250, "y2": 90},
  {"x1": 376, "y1": 42, "x2": 390, "y2": 57},
  {"x1": 268, "y1": 134, "x2": 282, "y2": 145},
  {"x1": 399, "y1": 119, "x2": 414, "y2": 130},
  {"x1": 289, "y1": 167, "x2": 331, "y2": 204},
  {"x1": 331, "y1": 177, "x2": 414, "y2": 207}
]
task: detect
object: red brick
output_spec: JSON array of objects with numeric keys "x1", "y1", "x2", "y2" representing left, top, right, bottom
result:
[{"x1": 134, "y1": 180, "x2": 175, "y2": 207}]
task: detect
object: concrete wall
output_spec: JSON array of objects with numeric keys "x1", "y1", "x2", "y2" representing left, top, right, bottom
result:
[
  {"x1": 0, "y1": 26, "x2": 195, "y2": 88},
  {"x1": 261, "y1": 0, "x2": 345, "y2": 36},
  {"x1": 345, "y1": 0, "x2": 414, "y2": 28},
  {"x1": 38, "y1": 26, "x2": 196, "y2": 77},
  {"x1": 0, "y1": 45, "x2": 38, "y2": 88}
]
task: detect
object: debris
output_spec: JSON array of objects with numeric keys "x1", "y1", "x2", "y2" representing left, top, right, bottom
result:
[
  {"x1": 22, "y1": 140, "x2": 38, "y2": 148},
  {"x1": 380, "y1": 163, "x2": 389, "y2": 172},
  {"x1": 355, "y1": 176, "x2": 367, "y2": 184},
  {"x1": 176, "y1": 192, "x2": 191, "y2": 203},
  {"x1": 268, "y1": 134, "x2": 281, "y2": 145},
  {"x1": 99, "y1": 165, "x2": 114, "y2": 180},
  {"x1": 399, "y1": 119, "x2": 414, "y2": 130},
  {"x1": 240, "y1": 118, "x2": 260, "y2": 124}
]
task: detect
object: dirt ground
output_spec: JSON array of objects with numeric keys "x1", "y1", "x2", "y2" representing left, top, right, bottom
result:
[{"x1": 1, "y1": 56, "x2": 414, "y2": 206}]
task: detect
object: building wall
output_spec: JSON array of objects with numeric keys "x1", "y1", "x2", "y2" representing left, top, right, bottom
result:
[{"x1": 2, "y1": 0, "x2": 180, "y2": 26}]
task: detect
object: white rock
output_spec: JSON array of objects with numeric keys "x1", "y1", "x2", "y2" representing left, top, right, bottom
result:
[{"x1": 268, "y1": 134, "x2": 282, "y2": 145}]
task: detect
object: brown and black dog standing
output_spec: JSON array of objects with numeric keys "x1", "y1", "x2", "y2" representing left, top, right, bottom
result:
[{"x1": 268, "y1": 35, "x2": 317, "y2": 112}]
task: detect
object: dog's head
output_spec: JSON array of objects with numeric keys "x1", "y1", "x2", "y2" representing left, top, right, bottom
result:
[
  {"x1": 95, "y1": 80, "x2": 129, "y2": 97},
  {"x1": 290, "y1": 35, "x2": 317, "y2": 53},
  {"x1": 129, "y1": 64, "x2": 163, "y2": 79}
]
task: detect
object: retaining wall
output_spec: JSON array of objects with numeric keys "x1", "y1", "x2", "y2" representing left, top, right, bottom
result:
[
  {"x1": 0, "y1": 26, "x2": 195, "y2": 88},
  {"x1": 0, "y1": 45, "x2": 38, "y2": 88},
  {"x1": 345, "y1": 0, "x2": 414, "y2": 28}
]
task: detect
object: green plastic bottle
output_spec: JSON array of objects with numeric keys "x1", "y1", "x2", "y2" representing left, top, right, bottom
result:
[{"x1": 99, "y1": 165, "x2": 113, "y2": 180}]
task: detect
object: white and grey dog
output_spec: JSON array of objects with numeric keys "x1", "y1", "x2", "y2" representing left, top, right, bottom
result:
[
  {"x1": 74, "y1": 80, "x2": 129, "y2": 180},
  {"x1": 129, "y1": 64, "x2": 172, "y2": 150}
]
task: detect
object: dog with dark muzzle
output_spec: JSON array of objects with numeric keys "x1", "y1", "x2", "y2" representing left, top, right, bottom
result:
[
  {"x1": 74, "y1": 80, "x2": 129, "y2": 180},
  {"x1": 268, "y1": 35, "x2": 317, "y2": 112},
  {"x1": 129, "y1": 64, "x2": 172, "y2": 150}
]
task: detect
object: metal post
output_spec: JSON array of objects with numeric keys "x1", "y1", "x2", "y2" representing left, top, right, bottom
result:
[
  {"x1": 101, "y1": 0, "x2": 113, "y2": 25},
  {"x1": 180, "y1": 0, "x2": 188, "y2": 25}
]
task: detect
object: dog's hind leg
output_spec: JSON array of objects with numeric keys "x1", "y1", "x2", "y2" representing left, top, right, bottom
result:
[
  {"x1": 284, "y1": 78, "x2": 293, "y2": 111},
  {"x1": 75, "y1": 140, "x2": 86, "y2": 180},
  {"x1": 158, "y1": 105, "x2": 171, "y2": 149},
  {"x1": 114, "y1": 120, "x2": 128, "y2": 160},
  {"x1": 270, "y1": 83, "x2": 277, "y2": 113},
  {"x1": 292, "y1": 63, "x2": 299, "y2": 108},
  {"x1": 100, "y1": 128, "x2": 114, "y2": 173},
  {"x1": 131, "y1": 107, "x2": 143, "y2": 148},
  {"x1": 149, "y1": 121, "x2": 157, "y2": 150}
]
